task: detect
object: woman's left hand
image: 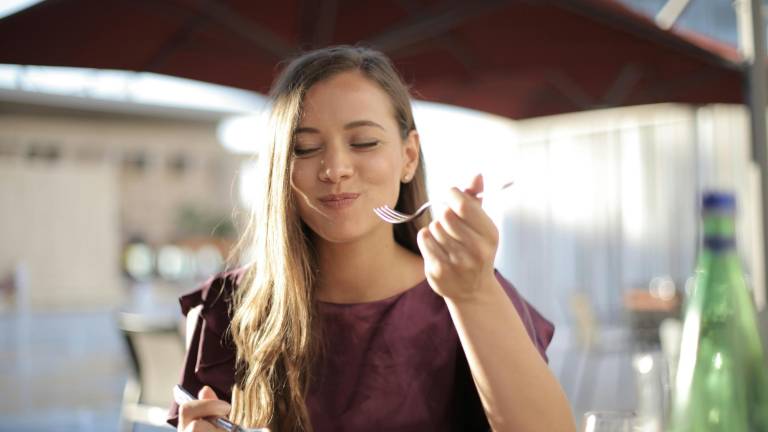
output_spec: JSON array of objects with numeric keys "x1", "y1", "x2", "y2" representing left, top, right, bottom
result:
[{"x1": 417, "y1": 173, "x2": 500, "y2": 303}]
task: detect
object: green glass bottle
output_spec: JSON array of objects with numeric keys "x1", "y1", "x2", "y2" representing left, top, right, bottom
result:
[{"x1": 668, "y1": 192, "x2": 768, "y2": 432}]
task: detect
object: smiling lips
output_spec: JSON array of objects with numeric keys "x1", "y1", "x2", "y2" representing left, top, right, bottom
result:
[{"x1": 319, "y1": 193, "x2": 360, "y2": 209}]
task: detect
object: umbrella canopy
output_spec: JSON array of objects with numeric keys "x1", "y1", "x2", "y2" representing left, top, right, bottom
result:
[{"x1": 0, "y1": 0, "x2": 746, "y2": 119}]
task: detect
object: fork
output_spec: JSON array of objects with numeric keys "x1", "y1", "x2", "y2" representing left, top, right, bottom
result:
[
  {"x1": 173, "y1": 385, "x2": 270, "y2": 432},
  {"x1": 374, "y1": 181, "x2": 514, "y2": 224}
]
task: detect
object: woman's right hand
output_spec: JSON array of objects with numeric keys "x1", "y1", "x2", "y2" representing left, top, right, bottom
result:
[{"x1": 177, "y1": 385, "x2": 232, "y2": 432}]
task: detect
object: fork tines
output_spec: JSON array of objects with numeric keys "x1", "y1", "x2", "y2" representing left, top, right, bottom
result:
[{"x1": 373, "y1": 206, "x2": 411, "y2": 223}]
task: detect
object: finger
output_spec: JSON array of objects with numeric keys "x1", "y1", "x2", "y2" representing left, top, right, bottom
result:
[
  {"x1": 178, "y1": 399, "x2": 231, "y2": 429},
  {"x1": 183, "y1": 419, "x2": 218, "y2": 432},
  {"x1": 429, "y1": 220, "x2": 459, "y2": 248},
  {"x1": 198, "y1": 385, "x2": 220, "y2": 401},
  {"x1": 429, "y1": 220, "x2": 465, "y2": 262},
  {"x1": 445, "y1": 187, "x2": 497, "y2": 238},
  {"x1": 432, "y1": 219, "x2": 480, "y2": 267},
  {"x1": 417, "y1": 227, "x2": 449, "y2": 264},
  {"x1": 439, "y1": 207, "x2": 483, "y2": 245},
  {"x1": 463, "y1": 173, "x2": 484, "y2": 198}
]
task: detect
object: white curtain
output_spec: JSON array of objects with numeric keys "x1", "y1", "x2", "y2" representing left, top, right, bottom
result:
[
  {"x1": 418, "y1": 102, "x2": 760, "y2": 328},
  {"x1": 417, "y1": 102, "x2": 761, "y2": 414}
]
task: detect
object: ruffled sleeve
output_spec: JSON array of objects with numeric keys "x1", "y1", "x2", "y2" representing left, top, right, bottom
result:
[
  {"x1": 165, "y1": 268, "x2": 245, "y2": 427},
  {"x1": 494, "y1": 270, "x2": 555, "y2": 362}
]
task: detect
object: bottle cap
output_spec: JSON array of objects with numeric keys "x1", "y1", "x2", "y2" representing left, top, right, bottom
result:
[{"x1": 702, "y1": 191, "x2": 736, "y2": 213}]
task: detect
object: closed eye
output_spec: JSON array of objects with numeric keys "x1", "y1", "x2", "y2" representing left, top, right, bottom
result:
[
  {"x1": 293, "y1": 147, "x2": 320, "y2": 157},
  {"x1": 351, "y1": 141, "x2": 380, "y2": 149},
  {"x1": 293, "y1": 141, "x2": 379, "y2": 157}
]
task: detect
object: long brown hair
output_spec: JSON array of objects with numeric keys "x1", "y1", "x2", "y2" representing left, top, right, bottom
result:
[{"x1": 228, "y1": 46, "x2": 430, "y2": 431}]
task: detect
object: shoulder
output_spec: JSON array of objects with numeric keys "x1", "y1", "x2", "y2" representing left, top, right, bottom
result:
[
  {"x1": 179, "y1": 265, "x2": 249, "y2": 354},
  {"x1": 166, "y1": 267, "x2": 247, "y2": 427},
  {"x1": 493, "y1": 270, "x2": 555, "y2": 362},
  {"x1": 177, "y1": 266, "x2": 250, "y2": 356},
  {"x1": 179, "y1": 267, "x2": 247, "y2": 318}
]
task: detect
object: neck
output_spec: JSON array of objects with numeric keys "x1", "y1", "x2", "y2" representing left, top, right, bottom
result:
[{"x1": 314, "y1": 226, "x2": 423, "y2": 303}]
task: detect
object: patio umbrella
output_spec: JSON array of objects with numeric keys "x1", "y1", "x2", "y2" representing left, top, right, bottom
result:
[{"x1": 0, "y1": 0, "x2": 745, "y2": 119}]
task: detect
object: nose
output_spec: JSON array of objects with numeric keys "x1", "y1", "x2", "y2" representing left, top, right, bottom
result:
[{"x1": 318, "y1": 145, "x2": 353, "y2": 183}]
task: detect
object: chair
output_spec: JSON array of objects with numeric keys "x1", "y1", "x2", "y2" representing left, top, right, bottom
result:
[
  {"x1": 117, "y1": 311, "x2": 186, "y2": 432},
  {"x1": 560, "y1": 292, "x2": 637, "y2": 417}
]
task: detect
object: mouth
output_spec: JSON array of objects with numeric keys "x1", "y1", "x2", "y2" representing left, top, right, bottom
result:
[{"x1": 318, "y1": 193, "x2": 360, "y2": 209}]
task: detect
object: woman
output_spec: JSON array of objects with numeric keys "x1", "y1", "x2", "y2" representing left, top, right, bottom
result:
[{"x1": 168, "y1": 45, "x2": 575, "y2": 432}]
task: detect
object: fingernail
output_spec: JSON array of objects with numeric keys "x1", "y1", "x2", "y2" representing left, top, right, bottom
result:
[{"x1": 198, "y1": 385, "x2": 213, "y2": 398}]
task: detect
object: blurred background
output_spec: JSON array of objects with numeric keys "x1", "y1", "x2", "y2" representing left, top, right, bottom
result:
[{"x1": 1, "y1": 0, "x2": 767, "y2": 430}]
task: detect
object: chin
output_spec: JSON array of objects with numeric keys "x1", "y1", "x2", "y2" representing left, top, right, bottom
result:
[
  {"x1": 308, "y1": 220, "x2": 378, "y2": 244},
  {"x1": 313, "y1": 228, "x2": 367, "y2": 244}
]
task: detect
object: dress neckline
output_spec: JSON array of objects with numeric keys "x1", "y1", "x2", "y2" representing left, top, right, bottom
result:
[{"x1": 316, "y1": 277, "x2": 430, "y2": 308}]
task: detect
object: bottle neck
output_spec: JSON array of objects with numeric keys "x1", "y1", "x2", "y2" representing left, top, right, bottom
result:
[{"x1": 702, "y1": 211, "x2": 736, "y2": 251}]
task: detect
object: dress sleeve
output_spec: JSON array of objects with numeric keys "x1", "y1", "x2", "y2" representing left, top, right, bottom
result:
[
  {"x1": 494, "y1": 270, "x2": 555, "y2": 362},
  {"x1": 165, "y1": 268, "x2": 244, "y2": 427}
]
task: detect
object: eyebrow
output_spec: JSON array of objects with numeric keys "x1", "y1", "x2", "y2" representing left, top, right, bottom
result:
[{"x1": 294, "y1": 120, "x2": 385, "y2": 135}]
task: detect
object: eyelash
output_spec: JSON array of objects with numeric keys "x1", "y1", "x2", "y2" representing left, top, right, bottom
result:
[
  {"x1": 351, "y1": 141, "x2": 380, "y2": 149},
  {"x1": 293, "y1": 141, "x2": 380, "y2": 156},
  {"x1": 293, "y1": 147, "x2": 318, "y2": 156}
]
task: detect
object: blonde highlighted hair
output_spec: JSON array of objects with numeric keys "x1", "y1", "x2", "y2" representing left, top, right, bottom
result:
[{"x1": 228, "y1": 46, "x2": 430, "y2": 431}]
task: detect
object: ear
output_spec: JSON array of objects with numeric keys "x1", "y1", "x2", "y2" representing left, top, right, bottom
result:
[{"x1": 401, "y1": 130, "x2": 420, "y2": 182}]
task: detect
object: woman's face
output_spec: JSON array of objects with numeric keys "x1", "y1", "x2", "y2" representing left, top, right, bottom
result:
[{"x1": 290, "y1": 70, "x2": 419, "y2": 244}]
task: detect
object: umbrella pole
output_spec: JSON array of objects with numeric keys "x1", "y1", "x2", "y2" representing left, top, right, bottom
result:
[{"x1": 736, "y1": 0, "x2": 768, "y2": 311}]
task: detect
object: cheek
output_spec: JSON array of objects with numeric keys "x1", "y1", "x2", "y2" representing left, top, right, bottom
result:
[
  {"x1": 358, "y1": 153, "x2": 402, "y2": 208},
  {"x1": 290, "y1": 160, "x2": 313, "y2": 191},
  {"x1": 359, "y1": 150, "x2": 401, "y2": 183},
  {"x1": 289, "y1": 162, "x2": 314, "y2": 217}
]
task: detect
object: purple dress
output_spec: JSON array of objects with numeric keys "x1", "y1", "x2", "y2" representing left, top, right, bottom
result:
[{"x1": 166, "y1": 268, "x2": 554, "y2": 431}]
